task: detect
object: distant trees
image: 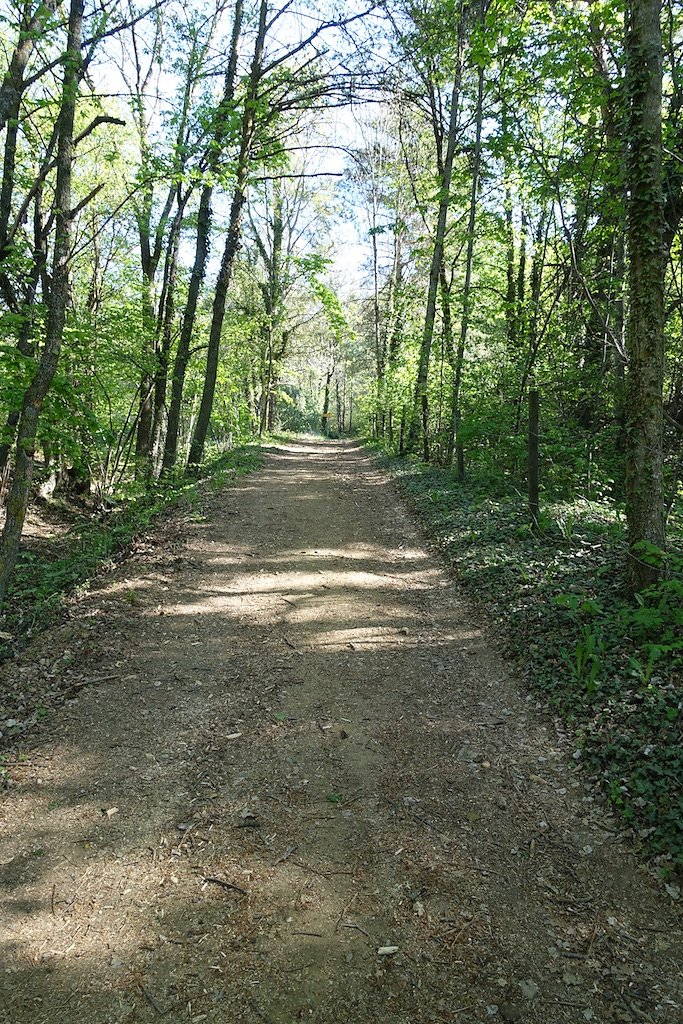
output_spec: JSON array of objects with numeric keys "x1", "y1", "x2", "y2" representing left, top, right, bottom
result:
[{"x1": 0, "y1": 0, "x2": 681, "y2": 607}]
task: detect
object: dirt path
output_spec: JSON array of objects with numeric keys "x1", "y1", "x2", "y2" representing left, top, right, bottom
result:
[{"x1": 1, "y1": 439, "x2": 681, "y2": 1024}]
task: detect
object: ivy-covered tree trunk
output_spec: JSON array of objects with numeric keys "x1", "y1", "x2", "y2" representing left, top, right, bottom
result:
[
  {"x1": 624, "y1": 0, "x2": 665, "y2": 590},
  {"x1": 0, "y1": 0, "x2": 83, "y2": 608}
]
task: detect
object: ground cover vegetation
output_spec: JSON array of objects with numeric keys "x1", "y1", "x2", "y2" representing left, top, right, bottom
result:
[{"x1": 0, "y1": 0, "x2": 681, "y2": 868}]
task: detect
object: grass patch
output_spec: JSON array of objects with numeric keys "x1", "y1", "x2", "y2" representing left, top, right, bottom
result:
[
  {"x1": 377, "y1": 449, "x2": 682, "y2": 876},
  {"x1": 0, "y1": 443, "x2": 262, "y2": 647}
]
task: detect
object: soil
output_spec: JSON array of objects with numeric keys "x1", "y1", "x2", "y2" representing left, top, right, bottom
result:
[{"x1": 0, "y1": 438, "x2": 681, "y2": 1024}]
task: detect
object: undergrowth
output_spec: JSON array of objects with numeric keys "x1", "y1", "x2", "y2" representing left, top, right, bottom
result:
[
  {"x1": 375, "y1": 448, "x2": 683, "y2": 876},
  {"x1": 0, "y1": 443, "x2": 261, "y2": 650}
]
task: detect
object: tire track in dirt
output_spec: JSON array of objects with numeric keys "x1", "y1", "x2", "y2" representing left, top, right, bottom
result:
[{"x1": 0, "y1": 438, "x2": 681, "y2": 1024}]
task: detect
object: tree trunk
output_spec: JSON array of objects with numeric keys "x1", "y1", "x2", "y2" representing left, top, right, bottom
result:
[
  {"x1": 162, "y1": 0, "x2": 244, "y2": 473},
  {"x1": 447, "y1": 61, "x2": 484, "y2": 478},
  {"x1": 134, "y1": 275, "x2": 157, "y2": 478},
  {"x1": 407, "y1": 17, "x2": 464, "y2": 453},
  {"x1": 187, "y1": 0, "x2": 267, "y2": 469},
  {"x1": 152, "y1": 204, "x2": 184, "y2": 469},
  {"x1": 624, "y1": 0, "x2": 665, "y2": 590},
  {"x1": 0, "y1": 0, "x2": 83, "y2": 608},
  {"x1": 0, "y1": 2, "x2": 59, "y2": 133}
]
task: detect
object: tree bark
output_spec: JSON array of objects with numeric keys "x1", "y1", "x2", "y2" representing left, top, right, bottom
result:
[
  {"x1": 0, "y1": 2, "x2": 60, "y2": 133},
  {"x1": 187, "y1": 0, "x2": 267, "y2": 469},
  {"x1": 624, "y1": 0, "x2": 666, "y2": 590},
  {"x1": 0, "y1": 0, "x2": 83, "y2": 608},
  {"x1": 162, "y1": 0, "x2": 244, "y2": 473},
  {"x1": 407, "y1": 16, "x2": 464, "y2": 455},
  {"x1": 447, "y1": 61, "x2": 484, "y2": 478}
]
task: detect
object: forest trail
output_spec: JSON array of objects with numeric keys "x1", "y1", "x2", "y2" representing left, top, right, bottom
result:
[{"x1": 0, "y1": 438, "x2": 681, "y2": 1024}]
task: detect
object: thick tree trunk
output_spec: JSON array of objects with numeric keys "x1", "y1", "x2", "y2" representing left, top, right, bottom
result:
[
  {"x1": 624, "y1": 0, "x2": 665, "y2": 590},
  {"x1": 0, "y1": 0, "x2": 83, "y2": 608}
]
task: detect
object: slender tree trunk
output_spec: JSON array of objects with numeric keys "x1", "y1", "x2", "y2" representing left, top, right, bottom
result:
[
  {"x1": 624, "y1": 0, "x2": 665, "y2": 590},
  {"x1": 152, "y1": 204, "x2": 184, "y2": 468},
  {"x1": 134, "y1": 275, "x2": 157, "y2": 477},
  {"x1": 528, "y1": 388, "x2": 540, "y2": 530},
  {"x1": 162, "y1": 0, "x2": 244, "y2": 473},
  {"x1": 163, "y1": 186, "x2": 211, "y2": 470},
  {"x1": 513, "y1": 212, "x2": 548, "y2": 434},
  {"x1": 321, "y1": 367, "x2": 333, "y2": 435},
  {"x1": 407, "y1": 17, "x2": 464, "y2": 454},
  {"x1": 505, "y1": 184, "x2": 516, "y2": 347},
  {"x1": 447, "y1": 61, "x2": 484, "y2": 478},
  {"x1": 187, "y1": 0, "x2": 267, "y2": 469},
  {"x1": 187, "y1": 171, "x2": 249, "y2": 468},
  {"x1": 370, "y1": 198, "x2": 384, "y2": 428},
  {"x1": 0, "y1": 0, "x2": 83, "y2": 608}
]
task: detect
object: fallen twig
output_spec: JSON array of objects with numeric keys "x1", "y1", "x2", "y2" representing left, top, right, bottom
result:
[
  {"x1": 202, "y1": 876, "x2": 249, "y2": 896},
  {"x1": 335, "y1": 894, "x2": 357, "y2": 933},
  {"x1": 341, "y1": 921, "x2": 369, "y2": 937},
  {"x1": 63, "y1": 673, "x2": 123, "y2": 697}
]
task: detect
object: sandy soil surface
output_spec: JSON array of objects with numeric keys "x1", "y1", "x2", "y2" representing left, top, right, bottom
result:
[{"x1": 0, "y1": 438, "x2": 681, "y2": 1024}]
